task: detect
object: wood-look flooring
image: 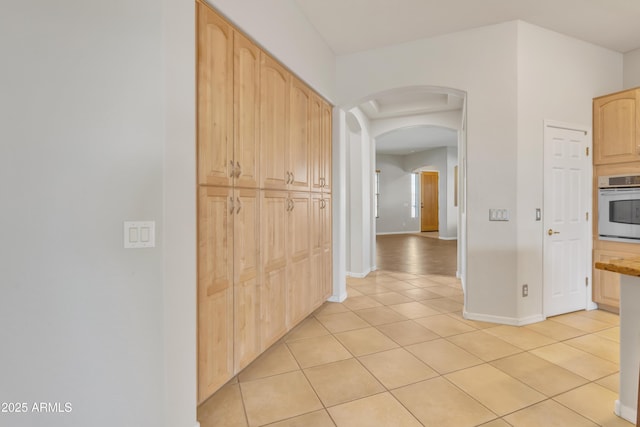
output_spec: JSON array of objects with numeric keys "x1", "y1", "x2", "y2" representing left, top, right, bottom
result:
[{"x1": 376, "y1": 233, "x2": 457, "y2": 277}]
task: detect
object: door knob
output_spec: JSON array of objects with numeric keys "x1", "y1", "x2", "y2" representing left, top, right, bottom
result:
[{"x1": 547, "y1": 229, "x2": 560, "y2": 236}]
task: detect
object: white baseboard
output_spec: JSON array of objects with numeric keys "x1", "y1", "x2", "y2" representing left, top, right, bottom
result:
[
  {"x1": 328, "y1": 291, "x2": 348, "y2": 303},
  {"x1": 346, "y1": 269, "x2": 372, "y2": 278},
  {"x1": 463, "y1": 310, "x2": 545, "y2": 326},
  {"x1": 439, "y1": 236, "x2": 457, "y2": 241},
  {"x1": 587, "y1": 301, "x2": 598, "y2": 311},
  {"x1": 615, "y1": 399, "x2": 637, "y2": 424},
  {"x1": 376, "y1": 231, "x2": 417, "y2": 235},
  {"x1": 194, "y1": 422, "x2": 201, "y2": 427}
]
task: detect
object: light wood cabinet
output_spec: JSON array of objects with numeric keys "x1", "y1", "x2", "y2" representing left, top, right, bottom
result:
[
  {"x1": 197, "y1": 3, "x2": 234, "y2": 186},
  {"x1": 196, "y1": 0, "x2": 332, "y2": 403},
  {"x1": 311, "y1": 194, "x2": 333, "y2": 307},
  {"x1": 197, "y1": 186, "x2": 234, "y2": 400},
  {"x1": 233, "y1": 188, "x2": 261, "y2": 372},
  {"x1": 594, "y1": 88, "x2": 640, "y2": 165},
  {"x1": 311, "y1": 95, "x2": 332, "y2": 193},
  {"x1": 197, "y1": 186, "x2": 261, "y2": 401},
  {"x1": 287, "y1": 192, "x2": 311, "y2": 325},
  {"x1": 289, "y1": 79, "x2": 311, "y2": 191},
  {"x1": 592, "y1": 248, "x2": 637, "y2": 311},
  {"x1": 233, "y1": 33, "x2": 261, "y2": 189},
  {"x1": 260, "y1": 55, "x2": 289, "y2": 191},
  {"x1": 260, "y1": 191, "x2": 289, "y2": 348}
]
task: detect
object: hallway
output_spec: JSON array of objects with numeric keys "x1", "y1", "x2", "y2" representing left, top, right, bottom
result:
[{"x1": 376, "y1": 233, "x2": 457, "y2": 276}]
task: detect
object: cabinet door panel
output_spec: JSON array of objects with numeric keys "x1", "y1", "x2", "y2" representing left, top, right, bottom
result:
[
  {"x1": 321, "y1": 195, "x2": 333, "y2": 299},
  {"x1": 594, "y1": 89, "x2": 640, "y2": 165},
  {"x1": 197, "y1": 3, "x2": 233, "y2": 186},
  {"x1": 289, "y1": 78, "x2": 311, "y2": 191},
  {"x1": 593, "y1": 249, "x2": 631, "y2": 310},
  {"x1": 288, "y1": 193, "x2": 311, "y2": 325},
  {"x1": 310, "y1": 95, "x2": 323, "y2": 192},
  {"x1": 310, "y1": 194, "x2": 324, "y2": 308},
  {"x1": 321, "y1": 101, "x2": 333, "y2": 192},
  {"x1": 234, "y1": 33, "x2": 260, "y2": 188},
  {"x1": 260, "y1": 55, "x2": 289, "y2": 190},
  {"x1": 261, "y1": 191, "x2": 288, "y2": 347},
  {"x1": 197, "y1": 186, "x2": 234, "y2": 403},
  {"x1": 234, "y1": 189, "x2": 261, "y2": 371}
]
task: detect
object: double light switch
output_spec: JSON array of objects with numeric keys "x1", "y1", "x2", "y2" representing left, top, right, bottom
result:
[{"x1": 124, "y1": 221, "x2": 155, "y2": 248}]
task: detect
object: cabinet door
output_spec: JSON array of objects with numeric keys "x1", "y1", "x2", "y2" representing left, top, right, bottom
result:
[
  {"x1": 310, "y1": 194, "x2": 324, "y2": 308},
  {"x1": 197, "y1": 186, "x2": 234, "y2": 403},
  {"x1": 321, "y1": 100, "x2": 333, "y2": 193},
  {"x1": 260, "y1": 191, "x2": 288, "y2": 348},
  {"x1": 310, "y1": 95, "x2": 323, "y2": 192},
  {"x1": 197, "y1": 3, "x2": 234, "y2": 186},
  {"x1": 234, "y1": 32, "x2": 260, "y2": 189},
  {"x1": 593, "y1": 249, "x2": 630, "y2": 310},
  {"x1": 260, "y1": 55, "x2": 289, "y2": 190},
  {"x1": 233, "y1": 188, "x2": 261, "y2": 372},
  {"x1": 594, "y1": 89, "x2": 640, "y2": 165},
  {"x1": 289, "y1": 78, "x2": 311, "y2": 191},
  {"x1": 321, "y1": 195, "x2": 333, "y2": 300},
  {"x1": 287, "y1": 192, "x2": 311, "y2": 325}
]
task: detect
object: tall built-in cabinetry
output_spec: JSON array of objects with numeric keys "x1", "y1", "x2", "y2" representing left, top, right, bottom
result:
[
  {"x1": 196, "y1": 1, "x2": 333, "y2": 404},
  {"x1": 592, "y1": 87, "x2": 640, "y2": 312}
]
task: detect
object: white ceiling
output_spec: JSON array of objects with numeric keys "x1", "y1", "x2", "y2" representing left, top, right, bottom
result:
[
  {"x1": 376, "y1": 126, "x2": 458, "y2": 156},
  {"x1": 294, "y1": 0, "x2": 640, "y2": 54},
  {"x1": 304, "y1": 0, "x2": 640, "y2": 155}
]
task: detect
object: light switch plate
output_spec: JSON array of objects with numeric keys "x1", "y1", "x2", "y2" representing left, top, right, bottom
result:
[
  {"x1": 489, "y1": 209, "x2": 510, "y2": 221},
  {"x1": 124, "y1": 221, "x2": 155, "y2": 248}
]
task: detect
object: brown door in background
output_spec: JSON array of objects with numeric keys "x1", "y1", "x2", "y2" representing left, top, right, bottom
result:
[{"x1": 420, "y1": 172, "x2": 439, "y2": 232}]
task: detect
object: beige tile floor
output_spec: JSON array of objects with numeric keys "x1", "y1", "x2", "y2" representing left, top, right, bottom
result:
[{"x1": 198, "y1": 270, "x2": 632, "y2": 427}]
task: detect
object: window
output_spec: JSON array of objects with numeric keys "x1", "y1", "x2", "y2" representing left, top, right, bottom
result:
[
  {"x1": 410, "y1": 173, "x2": 418, "y2": 218},
  {"x1": 375, "y1": 170, "x2": 380, "y2": 218}
]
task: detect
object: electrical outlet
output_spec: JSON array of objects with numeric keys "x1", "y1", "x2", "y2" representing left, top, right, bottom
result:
[{"x1": 522, "y1": 284, "x2": 528, "y2": 297}]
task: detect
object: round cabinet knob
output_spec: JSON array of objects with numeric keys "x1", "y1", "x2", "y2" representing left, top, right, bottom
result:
[{"x1": 547, "y1": 229, "x2": 560, "y2": 236}]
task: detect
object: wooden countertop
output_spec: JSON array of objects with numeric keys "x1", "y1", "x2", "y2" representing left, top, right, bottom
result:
[{"x1": 595, "y1": 256, "x2": 640, "y2": 277}]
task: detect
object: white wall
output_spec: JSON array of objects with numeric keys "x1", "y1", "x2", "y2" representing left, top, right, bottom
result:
[
  {"x1": 163, "y1": 0, "x2": 198, "y2": 425},
  {"x1": 516, "y1": 21, "x2": 622, "y2": 321},
  {"x1": 0, "y1": 2, "x2": 165, "y2": 426},
  {"x1": 376, "y1": 154, "x2": 419, "y2": 233},
  {"x1": 207, "y1": 0, "x2": 336, "y2": 101},
  {"x1": 337, "y1": 21, "x2": 520, "y2": 319},
  {"x1": 337, "y1": 20, "x2": 623, "y2": 323},
  {"x1": 623, "y1": 48, "x2": 640, "y2": 89},
  {"x1": 346, "y1": 109, "x2": 374, "y2": 277}
]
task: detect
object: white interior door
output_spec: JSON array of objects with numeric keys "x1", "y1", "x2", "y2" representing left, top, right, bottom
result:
[{"x1": 543, "y1": 122, "x2": 591, "y2": 317}]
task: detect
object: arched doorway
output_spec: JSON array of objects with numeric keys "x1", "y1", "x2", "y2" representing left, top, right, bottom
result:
[{"x1": 334, "y1": 85, "x2": 468, "y2": 300}]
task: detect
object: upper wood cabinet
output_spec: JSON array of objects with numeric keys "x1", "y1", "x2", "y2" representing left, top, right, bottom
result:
[
  {"x1": 321, "y1": 101, "x2": 333, "y2": 192},
  {"x1": 594, "y1": 88, "x2": 640, "y2": 165},
  {"x1": 289, "y1": 79, "x2": 311, "y2": 191},
  {"x1": 260, "y1": 55, "x2": 290, "y2": 191},
  {"x1": 233, "y1": 33, "x2": 261, "y2": 189},
  {"x1": 310, "y1": 95, "x2": 332, "y2": 193},
  {"x1": 198, "y1": 3, "x2": 262, "y2": 188},
  {"x1": 197, "y1": 4, "x2": 234, "y2": 186}
]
